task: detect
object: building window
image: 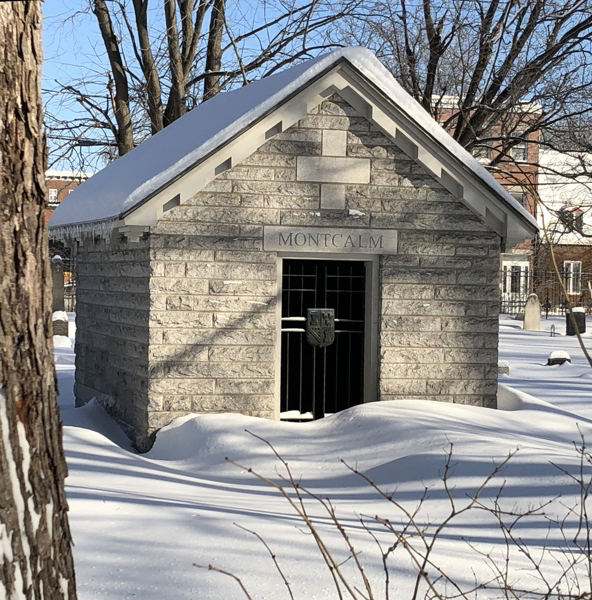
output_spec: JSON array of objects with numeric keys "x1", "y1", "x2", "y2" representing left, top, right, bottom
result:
[
  {"x1": 508, "y1": 188, "x2": 525, "y2": 206},
  {"x1": 511, "y1": 130, "x2": 528, "y2": 162},
  {"x1": 48, "y1": 188, "x2": 58, "y2": 206},
  {"x1": 471, "y1": 132, "x2": 491, "y2": 161},
  {"x1": 564, "y1": 261, "x2": 582, "y2": 294},
  {"x1": 559, "y1": 207, "x2": 584, "y2": 233}
]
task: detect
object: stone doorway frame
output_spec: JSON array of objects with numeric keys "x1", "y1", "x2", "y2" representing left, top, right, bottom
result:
[{"x1": 275, "y1": 253, "x2": 380, "y2": 419}]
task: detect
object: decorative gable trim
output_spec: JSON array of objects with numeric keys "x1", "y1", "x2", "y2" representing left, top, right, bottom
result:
[{"x1": 52, "y1": 58, "x2": 537, "y2": 249}]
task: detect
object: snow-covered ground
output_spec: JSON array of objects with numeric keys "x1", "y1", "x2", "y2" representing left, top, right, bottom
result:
[{"x1": 54, "y1": 314, "x2": 592, "y2": 600}]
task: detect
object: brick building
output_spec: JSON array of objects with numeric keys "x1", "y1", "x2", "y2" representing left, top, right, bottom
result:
[
  {"x1": 45, "y1": 170, "x2": 92, "y2": 223},
  {"x1": 535, "y1": 150, "x2": 592, "y2": 309},
  {"x1": 49, "y1": 48, "x2": 537, "y2": 450},
  {"x1": 433, "y1": 99, "x2": 540, "y2": 310}
]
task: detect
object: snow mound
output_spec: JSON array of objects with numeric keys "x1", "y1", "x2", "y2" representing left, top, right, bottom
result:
[
  {"x1": 61, "y1": 399, "x2": 134, "y2": 451},
  {"x1": 52, "y1": 335, "x2": 72, "y2": 349},
  {"x1": 498, "y1": 383, "x2": 564, "y2": 412},
  {"x1": 52, "y1": 310, "x2": 68, "y2": 322}
]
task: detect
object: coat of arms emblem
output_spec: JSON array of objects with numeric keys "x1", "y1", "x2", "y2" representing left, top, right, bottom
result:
[{"x1": 306, "y1": 308, "x2": 335, "y2": 347}]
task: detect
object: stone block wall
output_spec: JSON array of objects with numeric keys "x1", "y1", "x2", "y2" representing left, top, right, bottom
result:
[
  {"x1": 74, "y1": 238, "x2": 153, "y2": 447},
  {"x1": 75, "y1": 93, "x2": 501, "y2": 449},
  {"x1": 146, "y1": 233, "x2": 278, "y2": 436}
]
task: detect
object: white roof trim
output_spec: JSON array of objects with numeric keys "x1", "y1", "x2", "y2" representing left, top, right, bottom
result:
[{"x1": 50, "y1": 47, "x2": 538, "y2": 246}]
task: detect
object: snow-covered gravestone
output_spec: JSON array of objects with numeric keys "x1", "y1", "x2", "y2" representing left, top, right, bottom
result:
[
  {"x1": 548, "y1": 350, "x2": 571, "y2": 366},
  {"x1": 52, "y1": 310, "x2": 69, "y2": 337},
  {"x1": 523, "y1": 293, "x2": 541, "y2": 331}
]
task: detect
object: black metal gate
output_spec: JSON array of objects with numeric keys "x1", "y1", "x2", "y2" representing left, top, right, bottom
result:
[{"x1": 280, "y1": 259, "x2": 366, "y2": 420}]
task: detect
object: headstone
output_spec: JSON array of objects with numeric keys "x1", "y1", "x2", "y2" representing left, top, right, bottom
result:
[
  {"x1": 523, "y1": 294, "x2": 541, "y2": 331},
  {"x1": 566, "y1": 307, "x2": 586, "y2": 336},
  {"x1": 52, "y1": 255, "x2": 65, "y2": 312},
  {"x1": 548, "y1": 350, "x2": 571, "y2": 366},
  {"x1": 52, "y1": 310, "x2": 69, "y2": 337}
]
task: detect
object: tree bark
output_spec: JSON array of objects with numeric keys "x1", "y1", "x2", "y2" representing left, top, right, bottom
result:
[
  {"x1": 203, "y1": 0, "x2": 225, "y2": 102},
  {"x1": 132, "y1": 0, "x2": 164, "y2": 134},
  {"x1": 164, "y1": 0, "x2": 187, "y2": 123},
  {"x1": 0, "y1": 3, "x2": 77, "y2": 599},
  {"x1": 93, "y1": 0, "x2": 134, "y2": 155}
]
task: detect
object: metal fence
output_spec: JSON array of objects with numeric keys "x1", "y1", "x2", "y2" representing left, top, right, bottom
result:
[
  {"x1": 500, "y1": 268, "x2": 592, "y2": 315},
  {"x1": 50, "y1": 241, "x2": 76, "y2": 313}
]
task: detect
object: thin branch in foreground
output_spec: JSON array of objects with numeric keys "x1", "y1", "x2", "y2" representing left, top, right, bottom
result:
[
  {"x1": 234, "y1": 523, "x2": 295, "y2": 600},
  {"x1": 194, "y1": 563, "x2": 254, "y2": 600}
]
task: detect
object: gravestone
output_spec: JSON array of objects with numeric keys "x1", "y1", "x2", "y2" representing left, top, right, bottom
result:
[
  {"x1": 52, "y1": 311, "x2": 69, "y2": 337},
  {"x1": 51, "y1": 255, "x2": 64, "y2": 312},
  {"x1": 523, "y1": 294, "x2": 541, "y2": 331},
  {"x1": 566, "y1": 307, "x2": 586, "y2": 336},
  {"x1": 548, "y1": 350, "x2": 571, "y2": 366}
]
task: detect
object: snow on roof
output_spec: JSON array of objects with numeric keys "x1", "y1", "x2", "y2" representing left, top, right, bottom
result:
[{"x1": 50, "y1": 47, "x2": 537, "y2": 231}]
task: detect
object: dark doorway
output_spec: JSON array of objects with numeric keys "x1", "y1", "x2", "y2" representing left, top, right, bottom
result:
[{"x1": 280, "y1": 259, "x2": 366, "y2": 419}]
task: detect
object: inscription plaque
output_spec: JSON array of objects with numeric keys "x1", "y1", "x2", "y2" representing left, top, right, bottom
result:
[{"x1": 264, "y1": 226, "x2": 397, "y2": 254}]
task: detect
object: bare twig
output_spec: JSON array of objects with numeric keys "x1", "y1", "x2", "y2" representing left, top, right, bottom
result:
[
  {"x1": 194, "y1": 563, "x2": 254, "y2": 599},
  {"x1": 234, "y1": 523, "x2": 295, "y2": 600}
]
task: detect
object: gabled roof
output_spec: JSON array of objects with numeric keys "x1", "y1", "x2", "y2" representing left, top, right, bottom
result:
[{"x1": 50, "y1": 47, "x2": 538, "y2": 244}]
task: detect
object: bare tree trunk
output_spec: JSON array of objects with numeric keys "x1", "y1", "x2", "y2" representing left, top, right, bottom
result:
[
  {"x1": 203, "y1": 0, "x2": 225, "y2": 102},
  {"x1": 94, "y1": 0, "x2": 134, "y2": 155},
  {"x1": 0, "y1": 3, "x2": 77, "y2": 599},
  {"x1": 164, "y1": 0, "x2": 187, "y2": 123},
  {"x1": 132, "y1": 0, "x2": 164, "y2": 134}
]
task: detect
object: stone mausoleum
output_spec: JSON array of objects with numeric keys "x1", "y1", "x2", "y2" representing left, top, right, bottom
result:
[{"x1": 50, "y1": 48, "x2": 538, "y2": 450}]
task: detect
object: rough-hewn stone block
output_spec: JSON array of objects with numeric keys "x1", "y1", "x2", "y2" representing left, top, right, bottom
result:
[
  {"x1": 241, "y1": 153, "x2": 296, "y2": 167},
  {"x1": 299, "y1": 115, "x2": 350, "y2": 130},
  {"x1": 215, "y1": 379, "x2": 275, "y2": 394},
  {"x1": 150, "y1": 361, "x2": 274, "y2": 379},
  {"x1": 232, "y1": 180, "x2": 319, "y2": 196},
  {"x1": 149, "y1": 277, "x2": 209, "y2": 294},
  {"x1": 209, "y1": 280, "x2": 277, "y2": 296},
  {"x1": 148, "y1": 378, "x2": 215, "y2": 394},
  {"x1": 162, "y1": 328, "x2": 275, "y2": 346},
  {"x1": 382, "y1": 284, "x2": 434, "y2": 300},
  {"x1": 214, "y1": 250, "x2": 276, "y2": 263},
  {"x1": 258, "y1": 139, "x2": 321, "y2": 156},
  {"x1": 150, "y1": 310, "x2": 213, "y2": 328},
  {"x1": 192, "y1": 395, "x2": 275, "y2": 412},
  {"x1": 194, "y1": 295, "x2": 276, "y2": 312},
  {"x1": 279, "y1": 210, "x2": 370, "y2": 227},
  {"x1": 149, "y1": 344, "x2": 208, "y2": 362},
  {"x1": 186, "y1": 262, "x2": 275, "y2": 280},
  {"x1": 263, "y1": 194, "x2": 319, "y2": 209},
  {"x1": 213, "y1": 312, "x2": 275, "y2": 329},
  {"x1": 274, "y1": 169, "x2": 296, "y2": 182}
]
